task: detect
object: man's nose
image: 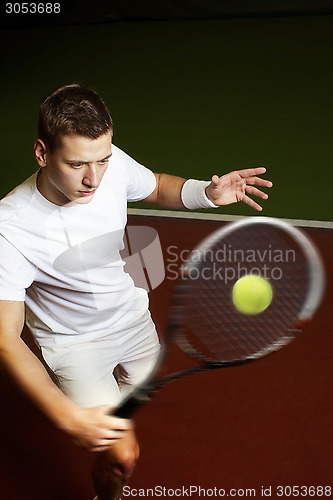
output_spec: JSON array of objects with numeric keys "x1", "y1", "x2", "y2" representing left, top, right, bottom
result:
[{"x1": 83, "y1": 164, "x2": 98, "y2": 188}]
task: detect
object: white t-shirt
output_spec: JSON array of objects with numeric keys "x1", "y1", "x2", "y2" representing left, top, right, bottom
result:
[{"x1": 0, "y1": 145, "x2": 156, "y2": 347}]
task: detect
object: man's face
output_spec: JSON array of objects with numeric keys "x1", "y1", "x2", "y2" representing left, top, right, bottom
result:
[{"x1": 36, "y1": 132, "x2": 112, "y2": 206}]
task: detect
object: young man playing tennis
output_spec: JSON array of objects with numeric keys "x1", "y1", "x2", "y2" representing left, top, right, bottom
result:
[{"x1": 0, "y1": 84, "x2": 272, "y2": 500}]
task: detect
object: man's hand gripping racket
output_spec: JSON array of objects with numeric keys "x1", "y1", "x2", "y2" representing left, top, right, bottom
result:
[{"x1": 114, "y1": 217, "x2": 324, "y2": 418}]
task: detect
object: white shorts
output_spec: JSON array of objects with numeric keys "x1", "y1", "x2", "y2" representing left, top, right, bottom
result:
[{"x1": 41, "y1": 309, "x2": 160, "y2": 409}]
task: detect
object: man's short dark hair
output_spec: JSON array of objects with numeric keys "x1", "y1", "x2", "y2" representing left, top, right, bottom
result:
[{"x1": 38, "y1": 84, "x2": 113, "y2": 151}]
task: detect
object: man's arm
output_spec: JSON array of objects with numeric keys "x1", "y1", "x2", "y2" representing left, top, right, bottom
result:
[
  {"x1": 144, "y1": 168, "x2": 273, "y2": 211},
  {"x1": 144, "y1": 173, "x2": 186, "y2": 208},
  {"x1": 0, "y1": 301, "x2": 131, "y2": 451}
]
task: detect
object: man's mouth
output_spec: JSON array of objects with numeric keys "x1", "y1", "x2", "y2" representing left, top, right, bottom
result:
[{"x1": 78, "y1": 188, "x2": 96, "y2": 196}]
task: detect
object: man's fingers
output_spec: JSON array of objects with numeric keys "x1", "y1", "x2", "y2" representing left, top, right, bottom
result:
[
  {"x1": 245, "y1": 185, "x2": 269, "y2": 200},
  {"x1": 90, "y1": 426, "x2": 135, "y2": 451},
  {"x1": 244, "y1": 176, "x2": 273, "y2": 187},
  {"x1": 213, "y1": 170, "x2": 272, "y2": 188},
  {"x1": 105, "y1": 415, "x2": 133, "y2": 430},
  {"x1": 70, "y1": 406, "x2": 134, "y2": 452},
  {"x1": 91, "y1": 445, "x2": 111, "y2": 452},
  {"x1": 97, "y1": 427, "x2": 129, "y2": 439},
  {"x1": 233, "y1": 167, "x2": 266, "y2": 178},
  {"x1": 77, "y1": 428, "x2": 130, "y2": 451},
  {"x1": 97, "y1": 407, "x2": 133, "y2": 430},
  {"x1": 242, "y1": 194, "x2": 263, "y2": 211},
  {"x1": 99, "y1": 404, "x2": 113, "y2": 414},
  {"x1": 90, "y1": 441, "x2": 116, "y2": 452},
  {"x1": 211, "y1": 174, "x2": 220, "y2": 187}
]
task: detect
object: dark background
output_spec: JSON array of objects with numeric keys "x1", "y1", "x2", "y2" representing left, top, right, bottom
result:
[
  {"x1": 1, "y1": 0, "x2": 332, "y2": 220},
  {"x1": 2, "y1": 0, "x2": 333, "y2": 26}
]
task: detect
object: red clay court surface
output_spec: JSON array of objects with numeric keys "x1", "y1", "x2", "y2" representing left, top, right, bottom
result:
[{"x1": 0, "y1": 213, "x2": 332, "y2": 499}]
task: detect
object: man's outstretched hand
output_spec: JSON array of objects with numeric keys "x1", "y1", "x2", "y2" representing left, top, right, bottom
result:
[{"x1": 205, "y1": 167, "x2": 273, "y2": 211}]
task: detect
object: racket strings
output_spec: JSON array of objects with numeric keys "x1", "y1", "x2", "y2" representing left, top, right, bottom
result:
[{"x1": 178, "y1": 224, "x2": 310, "y2": 363}]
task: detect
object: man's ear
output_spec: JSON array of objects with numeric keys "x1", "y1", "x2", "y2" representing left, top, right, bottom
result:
[{"x1": 34, "y1": 139, "x2": 48, "y2": 167}]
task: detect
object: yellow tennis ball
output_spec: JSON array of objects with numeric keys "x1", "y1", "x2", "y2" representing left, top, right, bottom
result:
[{"x1": 232, "y1": 274, "x2": 273, "y2": 315}]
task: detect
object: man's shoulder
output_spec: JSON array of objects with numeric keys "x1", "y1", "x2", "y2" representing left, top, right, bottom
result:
[
  {"x1": 110, "y1": 144, "x2": 144, "y2": 168},
  {"x1": 111, "y1": 144, "x2": 128, "y2": 159},
  {"x1": 0, "y1": 172, "x2": 37, "y2": 224}
]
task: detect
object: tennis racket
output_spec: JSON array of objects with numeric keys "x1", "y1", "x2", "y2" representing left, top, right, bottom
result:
[{"x1": 113, "y1": 216, "x2": 324, "y2": 418}]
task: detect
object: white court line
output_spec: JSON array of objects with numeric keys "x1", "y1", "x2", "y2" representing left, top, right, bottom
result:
[{"x1": 128, "y1": 208, "x2": 332, "y2": 230}]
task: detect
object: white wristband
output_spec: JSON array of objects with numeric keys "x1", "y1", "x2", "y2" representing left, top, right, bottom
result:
[{"x1": 181, "y1": 179, "x2": 219, "y2": 209}]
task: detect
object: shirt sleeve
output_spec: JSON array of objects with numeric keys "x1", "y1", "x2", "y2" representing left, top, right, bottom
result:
[
  {"x1": 112, "y1": 145, "x2": 157, "y2": 202},
  {"x1": 0, "y1": 236, "x2": 36, "y2": 301}
]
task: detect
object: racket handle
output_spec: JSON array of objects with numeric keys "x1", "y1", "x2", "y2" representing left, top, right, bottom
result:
[
  {"x1": 112, "y1": 365, "x2": 222, "y2": 418},
  {"x1": 112, "y1": 386, "x2": 152, "y2": 418}
]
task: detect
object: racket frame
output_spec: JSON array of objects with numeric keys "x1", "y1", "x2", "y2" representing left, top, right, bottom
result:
[{"x1": 113, "y1": 217, "x2": 325, "y2": 418}]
